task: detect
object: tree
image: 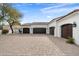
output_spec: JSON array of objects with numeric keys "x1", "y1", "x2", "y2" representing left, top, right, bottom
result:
[
  {"x1": 0, "y1": 3, "x2": 21, "y2": 33},
  {"x1": 0, "y1": 4, "x2": 6, "y2": 30}
]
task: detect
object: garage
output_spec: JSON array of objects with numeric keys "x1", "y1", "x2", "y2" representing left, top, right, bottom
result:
[
  {"x1": 33, "y1": 28, "x2": 46, "y2": 34},
  {"x1": 61, "y1": 24, "x2": 73, "y2": 39},
  {"x1": 49, "y1": 27, "x2": 55, "y2": 35},
  {"x1": 23, "y1": 28, "x2": 30, "y2": 34}
]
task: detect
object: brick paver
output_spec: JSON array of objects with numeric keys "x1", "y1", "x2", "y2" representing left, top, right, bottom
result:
[
  {"x1": 48, "y1": 35, "x2": 79, "y2": 56},
  {"x1": 0, "y1": 34, "x2": 65, "y2": 56},
  {"x1": 0, "y1": 34, "x2": 79, "y2": 56}
]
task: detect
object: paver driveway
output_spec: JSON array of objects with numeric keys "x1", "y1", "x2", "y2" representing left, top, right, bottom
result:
[{"x1": 0, "y1": 34, "x2": 79, "y2": 56}]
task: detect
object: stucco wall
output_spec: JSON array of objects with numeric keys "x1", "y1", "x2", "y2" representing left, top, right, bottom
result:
[
  {"x1": 56, "y1": 12, "x2": 79, "y2": 45},
  {"x1": 30, "y1": 24, "x2": 48, "y2": 34},
  {"x1": 0, "y1": 30, "x2": 2, "y2": 34},
  {"x1": 30, "y1": 24, "x2": 47, "y2": 28},
  {"x1": 48, "y1": 20, "x2": 58, "y2": 36}
]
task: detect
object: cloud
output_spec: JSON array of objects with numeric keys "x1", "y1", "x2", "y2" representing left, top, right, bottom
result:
[
  {"x1": 40, "y1": 4, "x2": 73, "y2": 11},
  {"x1": 46, "y1": 16, "x2": 52, "y2": 19},
  {"x1": 26, "y1": 3, "x2": 33, "y2": 5},
  {"x1": 40, "y1": 4, "x2": 79, "y2": 14}
]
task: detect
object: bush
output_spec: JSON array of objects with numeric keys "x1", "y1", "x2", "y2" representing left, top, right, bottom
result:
[
  {"x1": 66, "y1": 37, "x2": 75, "y2": 44},
  {"x1": 2, "y1": 29, "x2": 9, "y2": 34}
]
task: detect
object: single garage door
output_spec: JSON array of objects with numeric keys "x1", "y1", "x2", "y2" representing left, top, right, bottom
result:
[
  {"x1": 61, "y1": 24, "x2": 73, "y2": 39},
  {"x1": 33, "y1": 28, "x2": 46, "y2": 34},
  {"x1": 23, "y1": 28, "x2": 30, "y2": 34},
  {"x1": 49, "y1": 27, "x2": 55, "y2": 35}
]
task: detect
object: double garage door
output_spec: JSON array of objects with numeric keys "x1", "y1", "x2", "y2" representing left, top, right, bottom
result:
[{"x1": 33, "y1": 28, "x2": 46, "y2": 34}]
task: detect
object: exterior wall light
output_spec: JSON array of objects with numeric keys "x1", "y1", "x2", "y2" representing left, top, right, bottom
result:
[{"x1": 73, "y1": 22, "x2": 77, "y2": 27}]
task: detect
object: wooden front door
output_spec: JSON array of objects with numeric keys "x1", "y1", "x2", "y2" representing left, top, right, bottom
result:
[
  {"x1": 49, "y1": 27, "x2": 55, "y2": 35},
  {"x1": 61, "y1": 24, "x2": 73, "y2": 39}
]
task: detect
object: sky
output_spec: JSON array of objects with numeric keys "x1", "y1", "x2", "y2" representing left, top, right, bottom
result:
[{"x1": 12, "y1": 3, "x2": 79, "y2": 24}]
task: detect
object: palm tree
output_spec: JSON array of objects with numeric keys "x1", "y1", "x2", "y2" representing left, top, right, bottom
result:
[{"x1": 0, "y1": 3, "x2": 21, "y2": 33}]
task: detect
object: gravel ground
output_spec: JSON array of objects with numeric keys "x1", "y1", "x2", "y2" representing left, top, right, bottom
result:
[{"x1": 0, "y1": 34, "x2": 79, "y2": 56}]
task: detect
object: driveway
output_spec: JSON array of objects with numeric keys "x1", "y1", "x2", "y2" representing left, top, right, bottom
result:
[{"x1": 0, "y1": 34, "x2": 79, "y2": 56}]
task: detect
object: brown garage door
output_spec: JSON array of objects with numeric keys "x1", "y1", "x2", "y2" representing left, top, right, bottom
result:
[
  {"x1": 33, "y1": 28, "x2": 46, "y2": 34},
  {"x1": 23, "y1": 28, "x2": 30, "y2": 34},
  {"x1": 49, "y1": 27, "x2": 55, "y2": 35},
  {"x1": 61, "y1": 24, "x2": 73, "y2": 39}
]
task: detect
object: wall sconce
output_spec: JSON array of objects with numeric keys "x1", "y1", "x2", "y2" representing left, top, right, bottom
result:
[{"x1": 73, "y1": 22, "x2": 77, "y2": 27}]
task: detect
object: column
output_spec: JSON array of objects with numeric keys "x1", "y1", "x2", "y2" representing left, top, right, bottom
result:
[
  {"x1": 46, "y1": 27, "x2": 49, "y2": 34},
  {"x1": 30, "y1": 28, "x2": 33, "y2": 34}
]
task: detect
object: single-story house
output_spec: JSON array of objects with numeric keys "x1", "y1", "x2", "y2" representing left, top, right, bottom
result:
[
  {"x1": 0, "y1": 9, "x2": 79, "y2": 45},
  {"x1": 21, "y1": 22, "x2": 48, "y2": 34}
]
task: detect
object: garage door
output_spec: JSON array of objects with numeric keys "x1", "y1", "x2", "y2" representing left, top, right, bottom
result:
[
  {"x1": 61, "y1": 24, "x2": 73, "y2": 39},
  {"x1": 23, "y1": 28, "x2": 30, "y2": 34},
  {"x1": 49, "y1": 27, "x2": 55, "y2": 35},
  {"x1": 33, "y1": 28, "x2": 46, "y2": 34}
]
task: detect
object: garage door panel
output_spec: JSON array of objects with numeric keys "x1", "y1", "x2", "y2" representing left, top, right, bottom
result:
[
  {"x1": 33, "y1": 28, "x2": 46, "y2": 34},
  {"x1": 49, "y1": 27, "x2": 55, "y2": 35},
  {"x1": 61, "y1": 24, "x2": 72, "y2": 39},
  {"x1": 23, "y1": 28, "x2": 30, "y2": 34}
]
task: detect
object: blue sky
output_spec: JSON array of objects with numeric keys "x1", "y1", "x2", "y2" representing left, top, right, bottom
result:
[{"x1": 12, "y1": 3, "x2": 79, "y2": 24}]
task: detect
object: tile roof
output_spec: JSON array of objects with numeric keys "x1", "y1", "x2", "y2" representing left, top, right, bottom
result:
[
  {"x1": 57, "y1": 9, "x2": 79, "y2": 21},
  {"x1": 31, "y1": 22, "x2": 48, "y2": 25},
  {"x1": 48, "y1": 16, "x2": 63, "y2": 24},
  {"x1": 22, "y1": 22, "x2": 48, "y2": 26},
  {"x1": 22, "y1": 23, "x2": 31, "y2": 26}
]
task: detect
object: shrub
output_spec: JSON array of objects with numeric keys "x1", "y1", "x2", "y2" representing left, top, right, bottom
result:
[
  {"x1": 2, "y1": 29, "x2": 9, "y2": 34},
  {"x1": 66, "y1": 37, "x2": 75, "y2": 44}
]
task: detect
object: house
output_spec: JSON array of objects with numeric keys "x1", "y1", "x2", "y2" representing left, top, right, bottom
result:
[
  {"x1": 54, "y1": 9, "x2": 79, "y2": 45},
  {"x1": 21, "y1": 9, "x2": 79, "y2": 45},
  {"x1": 21, "y1": 22, "x2": 48, "y2": 34},
  {"x1": 0, "y1": 9, "x2": 79, "y2": 45}
]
